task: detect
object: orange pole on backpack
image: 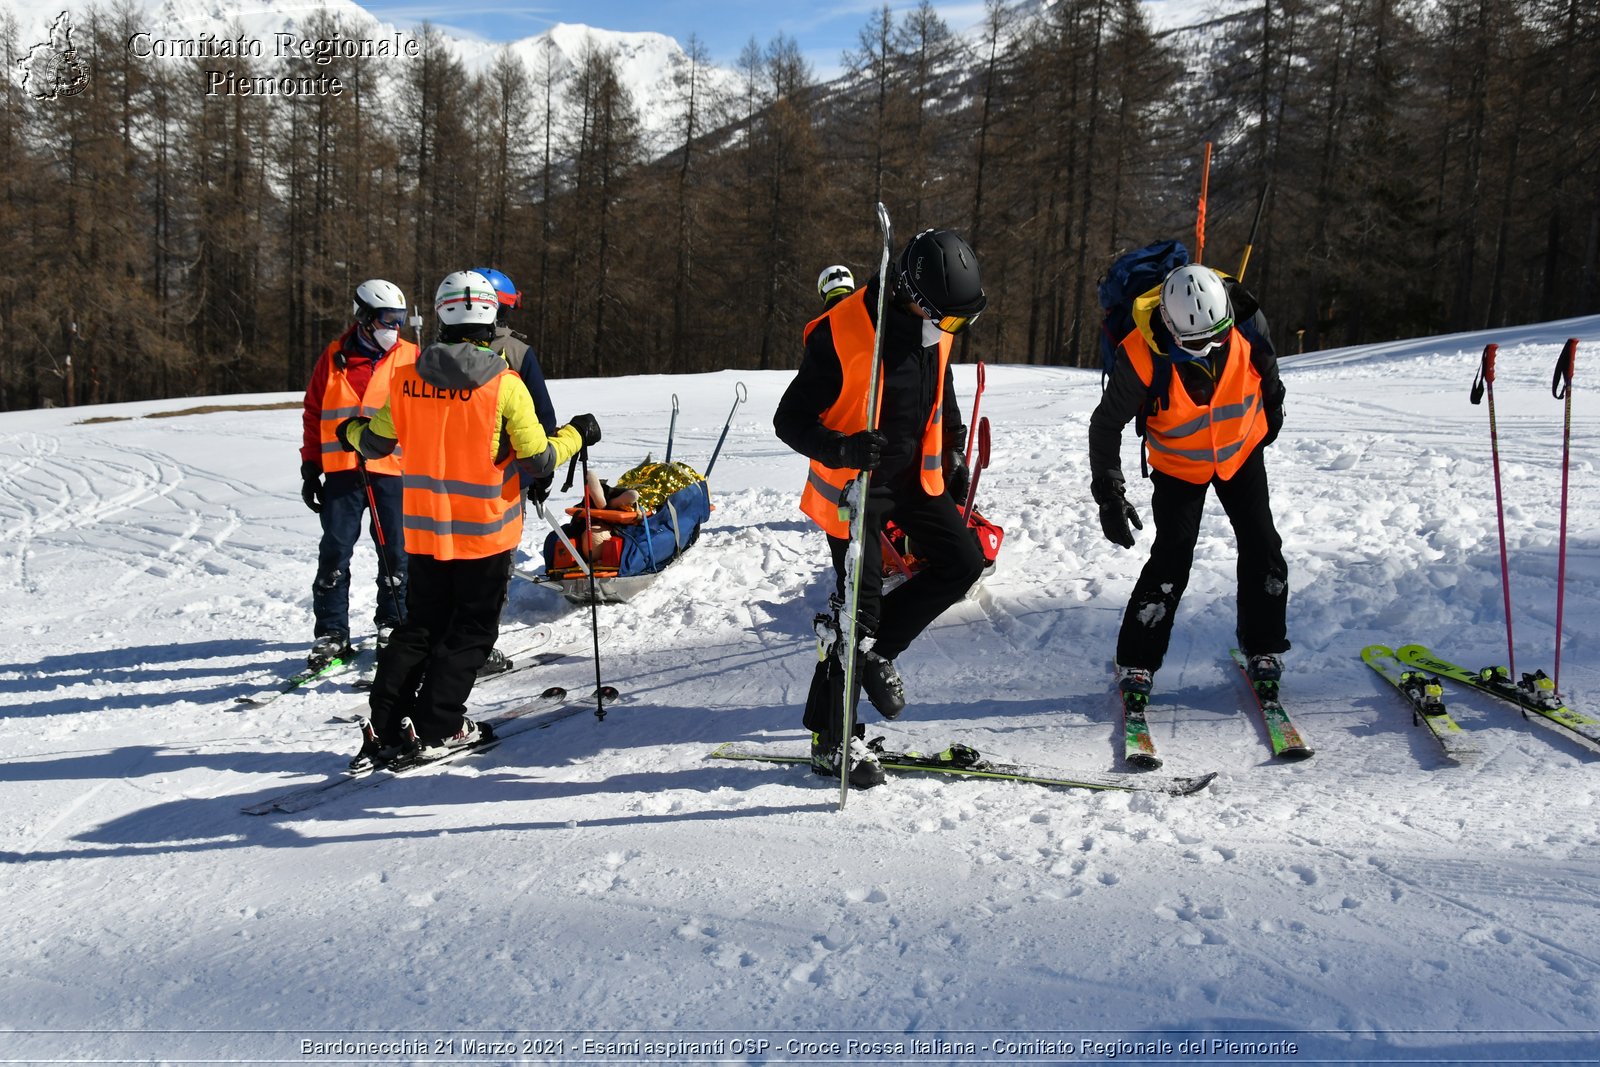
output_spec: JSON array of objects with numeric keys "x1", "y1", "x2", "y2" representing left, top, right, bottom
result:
[{"x1": 1195, "y1": 142, "x2": 1212, "y2": 265}]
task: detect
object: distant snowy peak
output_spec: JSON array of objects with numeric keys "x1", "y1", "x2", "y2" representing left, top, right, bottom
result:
[{"x1": 3, "y1": 0, "x2": 716, "y2": 145}]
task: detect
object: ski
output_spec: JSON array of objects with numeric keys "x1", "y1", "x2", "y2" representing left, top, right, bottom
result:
[
  {"x1": 708, "y1": 742, "x2": 1216, "y2": 796},
  {"x1": 1361, "y1": 645, "x2": 1478, "y2": 763},
  {"x1": 1118, "y1": 686, "x2": 1162, "y2": 769},
  {"x1": 1228, "y1": 648, "x2": 1314, "y2": 759},
  {"x1": 242, "y1": 685, "x2": 618, "y2": 815},
  {"x1": 1395, "y1": 643, "x2": 1600, "y2": 755},
  {"x1": 832, "y1": 200, "x2": 896, "y2": 811},
  {"x1": 235, "y1": 643, "x2": 365, "y2": 708}
]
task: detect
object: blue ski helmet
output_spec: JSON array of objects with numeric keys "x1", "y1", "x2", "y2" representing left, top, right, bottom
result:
[{"x1": 471, "y1": 267, "x2": 521, "y2": 310}]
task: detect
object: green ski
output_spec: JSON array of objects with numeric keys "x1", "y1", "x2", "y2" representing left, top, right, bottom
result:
[
  {"x1": 1395, "y1": 643, "x2": 1600, "y2": 755},
  {"x1": 1229, "y1": 648, "x2": 1313, "y2": 759},
  {"x1": 1361, "y1": 645, "x2": 1478, "y2": 762}
]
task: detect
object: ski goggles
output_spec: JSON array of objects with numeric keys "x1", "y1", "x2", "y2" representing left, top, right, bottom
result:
[
  {"x1": 902, "y1": 285, "x2": 987, "y2": 336},
  {"x1": 1172, "y1": 324, "x2": 1231, "y2": 360},
  {"x1": 359, "y1": 306, "x2": 409, "y2": 330}
]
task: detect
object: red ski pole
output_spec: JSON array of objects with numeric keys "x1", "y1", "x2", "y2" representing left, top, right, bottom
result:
[
  {"x1": 962, "y1": 417, "x2": 991, "y2": 524},
  {"x1": 1469, "y1": 344, "x2": 1516, "y2": 688},
  {"x1": 1551, "y1": 338, "x2": 1577, "y2": 693},
  {"x1": 964, "y1": 361, "x2": 986, "y2": 468}
]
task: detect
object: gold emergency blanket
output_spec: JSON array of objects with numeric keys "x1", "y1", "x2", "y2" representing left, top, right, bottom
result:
[{"x1": 613, "y1": 459, "x2": 705, "y2": 515}]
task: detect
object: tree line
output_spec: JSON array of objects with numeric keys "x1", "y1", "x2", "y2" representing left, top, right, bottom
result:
[{"x1": 1, "y1": 0, "x2": 1595, "y2": 411}]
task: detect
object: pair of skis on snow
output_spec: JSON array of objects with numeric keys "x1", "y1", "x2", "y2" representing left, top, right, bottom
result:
[
  {"x1": 242, "y1": 683, "x2": 621, "y2": 815},
  {"x1": 233, "y1": 626, "x2": 566, "y2": 710},
  {"x1": 1364, "y1": 643, "x2": 1600, "y2": 761},
  {"x1": 1117, "y1": 648, "x2": 1313, "y2": 770}
]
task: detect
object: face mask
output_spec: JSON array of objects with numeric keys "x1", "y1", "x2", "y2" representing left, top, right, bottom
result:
[
  {"x1": 372, "y1": 328, "x2": 399, "y2": 352},
  {"x1": 921, "y1": 319, "x2": 942, "y2": 347}
]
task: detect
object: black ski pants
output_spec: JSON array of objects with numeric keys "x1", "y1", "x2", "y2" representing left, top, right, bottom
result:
[
  {"x1": 367, "y1": 550, "x2": 512, "y2": 744},
  {"x1": 826, "y1": 471, "x2": 986, "y2": 661},
  {"x1": 805, "y1": 471, "x2": 985, "y2": 745},
  {"x1": 1116, "y1": 447, "x2": 1289, "y2": 673},
  {"x1": 312, "y1": 470, "x2": 407, "y2": 638}
]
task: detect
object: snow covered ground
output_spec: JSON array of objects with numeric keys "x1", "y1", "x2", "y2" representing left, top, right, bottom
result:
[{"x1": 2, "y1": 317, "x2": 1598, "y2": 1064}]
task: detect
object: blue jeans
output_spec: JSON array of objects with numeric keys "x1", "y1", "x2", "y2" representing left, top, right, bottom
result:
[{"x1": 312, "y1": 470, "x2": 407, "y2": 638}]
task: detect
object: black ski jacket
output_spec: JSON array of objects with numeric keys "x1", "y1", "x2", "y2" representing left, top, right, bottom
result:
[
  {"x1": 775, "y1": 276, "x2": 964, "y2": 484},
  {"x1": 1089, "y1": 280, "x2": 1285, "y2": 481}
]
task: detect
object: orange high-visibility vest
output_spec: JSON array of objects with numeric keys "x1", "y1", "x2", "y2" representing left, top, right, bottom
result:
[
  {"x1": 388, "y1": 362, "x2": 523, "y2": 560},
  {"x1": 797, "y1": 288, "x2": 951, "y2": 538},
  {"x1": 1122, "y1": 326, "x2": 1267, "y2": 485},
  {"x1": 317, "y1": 338, "x2": 417, "y2": 477}
]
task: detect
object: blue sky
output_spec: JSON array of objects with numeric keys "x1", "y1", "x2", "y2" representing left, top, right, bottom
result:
[{"x1": 365, "y1": 1, "x2": 988, "y2": 80}]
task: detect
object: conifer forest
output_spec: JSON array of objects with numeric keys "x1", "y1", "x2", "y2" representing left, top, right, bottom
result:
[{"x1": 1, "y1": 0, "x2": 1596, "y2": 410}]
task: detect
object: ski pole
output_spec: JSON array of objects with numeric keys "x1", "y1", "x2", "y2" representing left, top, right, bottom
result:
[
  {"x1": 356, "y1": 457, "x2": 402, "y2": 627},
  {"x1": 962, "y1": 417, "x2": 991, "y2": 524},
  {"x1": 577, "y1": 445, "x2": 607, "y2": 722},
  {"x1": 704, "y1": 380, "x2": 748, "y2": 479},
  {"x1": 1194, "y1": 141, "x2": 1212, "y2": 265},
  {"x1": 1469, "y1": 343, "x2": 1517, "y2": 692},
  {"x1": 1237, "y1": 180, "x2": 1270, "y2": 283},
  {"x1": 879, "y1": 530, "x2": 914, "y2": 578},
  {"x1": 964, "y1": 361, "x2": 986, "y2": 469},
  {"x1": 1551, "y1": 338, "x2": 1577, "y2": 694},
  {"x1": 664, "y1": 393, "x2": 679, "y2": 465}
]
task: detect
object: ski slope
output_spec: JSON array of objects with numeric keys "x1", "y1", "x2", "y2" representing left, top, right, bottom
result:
[{"x1": 2, "y1": 318, "x2": 1598, "y2": 1063}]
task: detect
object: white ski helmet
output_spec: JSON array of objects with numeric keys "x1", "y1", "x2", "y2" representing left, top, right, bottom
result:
[
  {"x1": 434, "y1": 270, "x2": 500, "y2": 326},
  {"x1": 1158, "y1": 264, "x2": 1233, "y2": 355},
  {"x1": 352, "y1": 279, "x2": 406, "y2": 324},
  {"x1": 817, "y1": 264, "x2": 855, "y2": 304}
]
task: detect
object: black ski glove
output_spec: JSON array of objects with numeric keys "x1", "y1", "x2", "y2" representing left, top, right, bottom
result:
[
  {"x1": 300, "y1": 459, "x2": 323, "y2": 514},
  {"x1": 945, "y1": 448, "x2": 971, "y2": 505},
  {"x1": 1091, "y1": 470, "x2": 1142, "y2": 549},
  {"x1": 568, "y1": 413, "x2": 602, "y2": 447},
  {"x1": 821, "y1": 430, "x2": 885, "y2": 471},
  {"x1": 526, "y1": 471, "x2": 554, "y2": 507},
  {"x1": 1262, "y1": 381, "x2": 1286, "y2": 447},
  {"x1": 333, "y1": 416, "x2": 368, "y2": 452}
]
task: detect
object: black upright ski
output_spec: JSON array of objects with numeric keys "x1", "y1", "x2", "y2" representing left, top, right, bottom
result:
[{"x1": 834, "y1": 200, "x2": 895, "y2": 811}]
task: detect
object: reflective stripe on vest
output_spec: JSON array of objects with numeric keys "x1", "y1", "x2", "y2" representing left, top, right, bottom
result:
[
  {"x1": 317, "y1": 338, "x2": 417, "y2": 476},
  {"x1": 1123, "y1": 327, "x2": 1267, "y2": 485},
  {"x1": 795, "y1": 288, "x2": 951, "y2": 537},
  {"x1": 389, "y1": 363, "x2": 523, "y2": 560}
]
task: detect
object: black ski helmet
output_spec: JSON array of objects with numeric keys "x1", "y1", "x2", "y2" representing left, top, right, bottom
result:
[{"x1": 897, "y1": 228, "x2": 987, "y2": 332}]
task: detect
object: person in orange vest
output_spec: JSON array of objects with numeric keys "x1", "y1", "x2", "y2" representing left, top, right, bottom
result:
[
  {"x1": 775, "y1": 228, "x2": 988, "y2": 788},
  {"x1": 336, "y1": 270, "x2": 600, "y2": 768},
  {"x1": 298, "y1": 280, "x2": 416, "y2": 669},
  {"x1": 1089, "y1": 262, "x2": 1288, "y2": 699}
]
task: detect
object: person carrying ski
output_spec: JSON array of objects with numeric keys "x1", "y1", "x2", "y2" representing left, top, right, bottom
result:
[
  {"x1": 337, "y1": 270, "x2": 600, "y2": 768},
  {"x1": 775, "y1": 228, "x2": 987, "y2": 788},
  {"x1": 472, "y1": 266, "x2": 559, "y2": 678},
  {"x1": 1089, "y1": 262, "x2": 1288, "y2": 698},
  {"x1": 298, "y1": 279, "x2": 415, "y2": 668},
  {"x1": 817, "y1": 264, "x2": 856, "y2": 310}
]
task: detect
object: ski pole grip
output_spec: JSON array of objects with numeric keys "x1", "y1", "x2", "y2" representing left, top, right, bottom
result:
[
  {"x1": 1552, "y1": 338, "x2": 1576, "y2": 400},
  {"x1": 1470, "y1": 343, "x2": 1497, "y2": 405}
]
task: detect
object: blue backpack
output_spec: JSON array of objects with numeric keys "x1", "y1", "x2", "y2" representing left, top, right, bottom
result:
[{"x1": 1098, "y1": 239, "x2": 1189, "y2": 429}]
